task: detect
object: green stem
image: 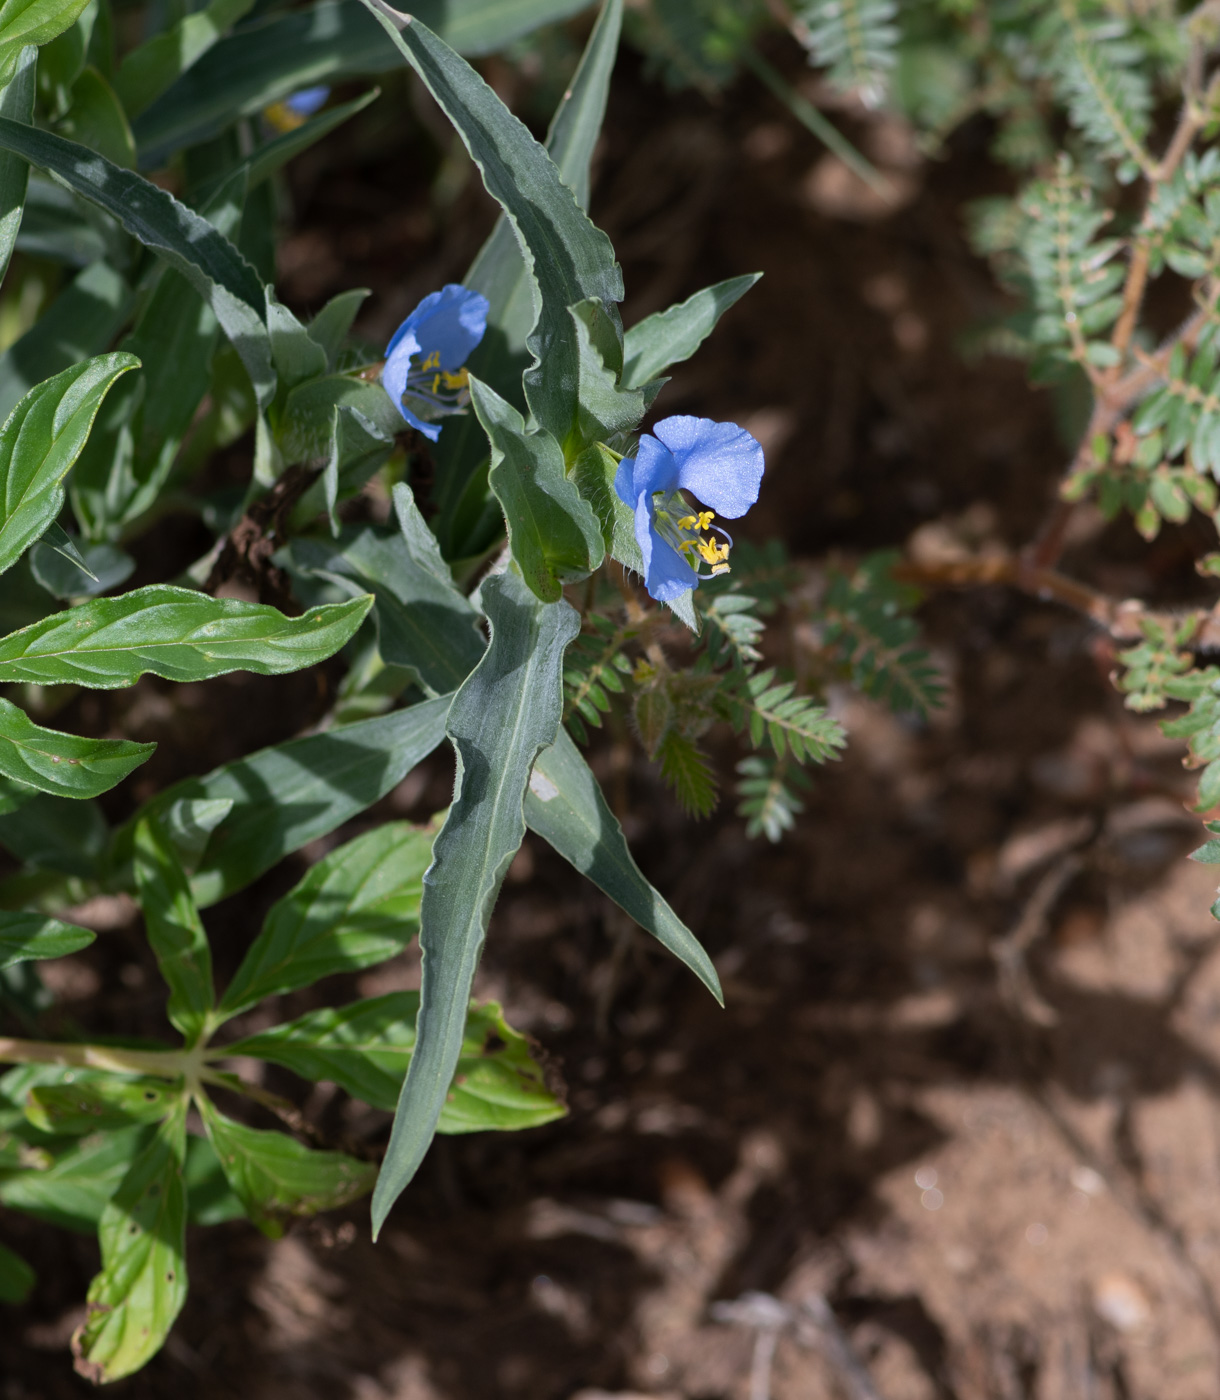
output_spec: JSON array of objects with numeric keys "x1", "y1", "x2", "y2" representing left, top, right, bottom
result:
[{"x1": 0, "y1": 1036, "x2": 195, "y2": 1080}]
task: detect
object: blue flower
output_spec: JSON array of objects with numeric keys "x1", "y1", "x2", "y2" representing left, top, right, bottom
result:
[
  {"x1": 264, "y1": 86, "x2": 331, "y2": 133},
  {"x1": 614, "y1": 415, "x2": 764, "y2": 603},
  {"x1": 381, "y1": 285, "x2": 490, "y2": 443}
]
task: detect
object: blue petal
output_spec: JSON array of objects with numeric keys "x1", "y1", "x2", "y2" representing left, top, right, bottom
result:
[
  {"x1": 386, "y1": 284, "x2": 489, "y2": 372},
  {"x1": 655, "y1": 415, "x2": 764, "y2": 519},
  {"x1": 382, "y1": 326, "x2": 419, "y2": 418},
  {"x1": 284, "y1": 86, "x2": 330, "y2": 118},
  {"x1": 634, "y1": 494, "x2": 698, "y2": 604}
]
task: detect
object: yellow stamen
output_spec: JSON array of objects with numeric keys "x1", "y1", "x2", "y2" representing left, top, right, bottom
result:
[
  {"x1": 440, "y1": 369, "x2": 469, "y2": 390},
  {"x1": 420, "y1": 350, "x2": 441, "y2": 372}
]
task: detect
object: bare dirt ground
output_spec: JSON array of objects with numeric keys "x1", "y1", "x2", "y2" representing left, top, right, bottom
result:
[{"x1": 7, "y1": 34, "x2": 1220, "y2": 1400}]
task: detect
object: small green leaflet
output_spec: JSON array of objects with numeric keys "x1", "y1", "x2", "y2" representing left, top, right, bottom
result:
[
  {"x1": 0, "y1": 1239, "x2": 34, "y2": 1303},
  {"x1": 217, "y1": 821, "x2": 433, "y2": 1020},
  {"x1": 372, "y1": 569, "x2": 578, "y2": 1233},
  {"x1": 198, "y1": 1097, "x2": 375, "y2": 1239},
  {"x1": 226, "y1": 993, "x2": 564, "y2": 1130},
  {"x1": 621, "y1": 274, "x2": 761, "y2": 388},
  {"x1": 0, "y1": 587, "x2": 371, "y2": 686},
  {"x1": 0, "y1": 697, "x2": 154, "y2": 798},
  {"x1": 133, "y1": 814, "x2": 214, "y2": 1043},
  {"x1": 525, "y1": 728, "x2": 721, "y2": 1000},
  {"x1": 0, "y1": 351, "x2": 138, "y2": 576},
  {"x1": 72, "y1": 1104, "x2": 188, "y2": 1384},
  {"x1": 0, "y1": 118, "x2": 275, "y2": 406},
  {"x1": 0, "y1": 910, "x2": 93, "y2": 967}
]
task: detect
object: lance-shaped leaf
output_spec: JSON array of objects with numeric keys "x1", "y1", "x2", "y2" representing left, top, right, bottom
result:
[
  {"x1": 359, "y1": 3, "x2": 622, "y2": 448},
  {"x1": 133, "y1": 0, "x2": 597, "y2": 164},
  {"x1": 218, "y1": 821, "x2": 432, "y2": 1020},
  {"x1": 526, "y1": 728, "x2": 720, "y2": 1000},
  {"x1": 0, "y1": 698, "x2": 153, "y2": 798},
  {"x1": 372, "y1": 568, "x2": 578, "y2": 1231},
  {"x1": 318, "y1": 402, "x2": 394, "y2": 535},
  {"x1": 289, "y1": 526, "x2": 484, "y2": 696},
  {"x1": 198, "y1": 1097, "x2": 374, "y2": 1239},
  {"x1": 0, "y1": 44, "x2": 34, "y2": 285},
  {"x1": 570, "y1": 297, "x2": 646, "y2": 449},
  {"x1": 622, "y1": 273, "x2": 761, "y2": 389},
  {"x1": 0, "y1": 1119, "x2": 146, "y2": 1232},
  {"x1": 113, "y1": 0, "x2": 255, "y2": 119},
  {"x1": 0, "y1": 118, "x2": 274, "y2": 405},
  {"x1": 471, "y1": 376, "x2": 603, "y2": 603},
  {"x1": 134, "y1": 814, "x2": 214, "y2": 1042},
  {"x1": 72, "y1": 1104, "x2": 187, "y2": 1384},
  {"x1": 0, "y1": 910, "x2": 93, "y2": 967},
  {"x1": 0, "y1": 351, "x2": 138, "y2": 576},
  {"x1": 0, "y1": 0, "x2": 90, "y2": 86},
  {"x1": 226, "y1": 993, "x2": 564, "y2": 1130},
  {"x1": 0, "y1": 1240, "x2": 33, "y2": 1303},
  {"x1": 0, "y1": 587, "x2": 370, "y2": 686},
  {"x1": 25, "y1": 1074, "x2": 181, "y2": 1135},
  {"x1": 433, "y1": 0, "x2": 623, "y2": 544},
  {"x1": 0, "y1": 787, "x2": 109, "y2": 875},
  {"x1": 123, "y1": 695, "x2": 452, "y2": 907},
  {"x1": 0, "y1": 260, "x2": 133, "y2": 426}
]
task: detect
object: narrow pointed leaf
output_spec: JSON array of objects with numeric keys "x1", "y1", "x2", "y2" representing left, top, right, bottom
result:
[
  {"x1": 218, "y1": 821, "x2": 431, "y2": 1020},
  {"x1": 470, "y1": 375, "x2": 603, "y2": 602},
  {"x1": 126, "y1": 696, "x2": 452, "y2": 907},
  {"x1": 372, "y1": 569, "x2": 578, "y2": 1230},
  {"x1": 133, "y1": 814, "x2": 213, "y2": 1041},
  {"x1": 0, "y1": 910, "x2": 93, "y2": 967},
  {"x1": 0, "y1": 1121, "x2": 146, "y2": 1232},
  {"x1": 358, "y1": 2, "x2": 622, "y2": 445},
  {"x1": 622, "y1": 274, "x2": 761, "y2": 388},
  {"x1": 25, "y1": 1074, "x2": 181, "y2": 1135},
  {"x1": 0, "y1": 44, "x2": 34, "y2": 285},
  {"x1": 227, "y1": 992, "x2": 564, "y2": 1130},
  {"x1": 72, "y1": 1105, "x2": 187, "y2": 1384},
  {"x1": 0, "y1": 118, "x2": 274, "y2": 405},
  {"x1": 0, "y1": 0, "x2": 90, "y2": 83},
  {"x1": 526, "y1": 728, "x2": 720, "y2": 999},
  {"x1": 113, "y1": 0, "x2": 256, "y2": 119},
  {"x1": 0, "y1": 1240, "x2": 34, "y2": 1303},
  {"x1": 198, "y1": 1098, "x2": 374, "y2": 1239},
  {"x1": 0, "y1": 698, "x2": 153, "y2": 797},
  {"x1": 0, "y1": 587, "x2": 370, "y2": 686},
  {"x1": 0, "y1": 352, "x2": 138, "y2": 576}
]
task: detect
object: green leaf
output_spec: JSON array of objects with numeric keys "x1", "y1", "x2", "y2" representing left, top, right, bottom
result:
[
  {"x1": 58, "y1": 65, "x2": 136, "y2": 168},
  {"x1": 309, "y1": 288, "x2": 370, "y2": 371},
  {"x1": 371, "y1": 568, "x2": 578, "y2": 1231},
  {"x1": 470, "y1": 375, "x2": 603, "y2": 602},
  {"x1": 227, "y1": 993, "x2": 565, "y2": 1130},
  {"x1": 0, "y1": 1239, "x2": 34, "y2": 1303},
  {"x1": 432, "y1": 0, "x2": 622, "y2": 547},
  {"x1": 0, "y1": 351, "x2": 138, "y2": 576},
  {"x1": 657, "y1": 728, "x2": 717, "y2": 818},
  {"x1": 0, "y1": 786, "x2": 109, "y2": 874},
  {"x1": 25, "y1": 1074, "x2": 180, "y2": 1134},
  {"x1": 359, "y1": 3, "x2": 622, "y2": 446},
  {"x1": 289, "y1": 522, "x2": 484, "y2": 696},
  {"x1": 0, "y1": 0, "x2": 90, "y2": 86},
  {"x1": 0, "y1": 909, "x2": 93, "y2": 967},
  {"x1": 134, "y1": 813, "x2": 213, "y2": 1042},
  {"x1": 0, "y1": 117, "x2": 274, "y2": 405},
  {"x1": 30, "y1": 537, "x2": 132, "y2": 596},
  {"x1": 198, "y1": 1097, "x2": 374, "y2": 1239},
  {"x1": 0, "y1": 697, "x2": 153, "y2": 798},
  {"x1": 129, "y1": 696, "x2": 452, "y2": 907},
  {"x1": 570, "y1": 296, "x2": 645, "y2": 447},
  {"x1": 133, "y1": 0, "x2": 598, "y2": 164},
  {"x1": 0, "y1": 1121, "x2": 146, "y2": 1232},
  {"x1": 525, "y1": 728, "x2": 719, "y2": 999},
  {"x1": 183, "y1": 1132, "x2": 245, "y2": 1225},
  {"x1": 218, "y1": 821, "x2": 431, "y2": 1020},
  {"x1": 73, "y1": 1104, "x2": 188, "y2": 1384},
  {"x1": 0, "y1": 587, "x2": 371, "y2": 686},
  {"x1": 113, "y1": 0, "x2": 255, "y2": 119},
  {"x1": 0, "y1": 45, "x2": 35, "y2": 285},
  {"x1": 621, "y1": 274, "x2": 760, "y2": 388},
  {"x1": 0, "y1": 259, "x2": 133, "y2": 426}
]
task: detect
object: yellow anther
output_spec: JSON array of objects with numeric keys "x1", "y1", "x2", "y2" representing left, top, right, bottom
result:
[
  {"x1": 440, "y1": 369, "x2": 469, "y2": 390},
  {"x1": 696, "y1": 538, "x2": 730, "y2": 567},
  {"x1": 677, "y1": 514, "x2": 699, "y2": 531},
  {"x1": 677, "y1": 539, "x2": 699, "y2": 557},
  {"x1": 264, "y1": 102, "x2": 305, "y2": 134},
  {"x1": 696, "y1": 510, "x2": 715, "y2": 530},
  {"x1": 421, "y1": 351, "x2": 441, "y2": 372}
]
